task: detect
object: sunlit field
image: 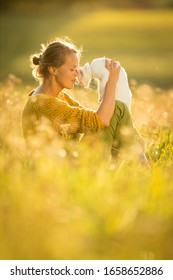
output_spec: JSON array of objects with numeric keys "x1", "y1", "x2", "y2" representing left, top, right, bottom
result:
[{"x1": 0, "y1": 75, "x2": 173, "y2": 260}]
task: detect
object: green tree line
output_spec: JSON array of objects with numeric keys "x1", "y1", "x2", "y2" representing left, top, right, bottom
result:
[{"x1": 1, "y1": 0, "x2": 173, "y2": 12}]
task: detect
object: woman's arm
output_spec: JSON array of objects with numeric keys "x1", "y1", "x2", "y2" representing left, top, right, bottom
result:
[{"x1": 96, "y1": 59, "x2": 120, "y2": 127}]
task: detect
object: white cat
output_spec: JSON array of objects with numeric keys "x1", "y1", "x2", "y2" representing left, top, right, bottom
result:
[{"x1": 78, "y1": 57, "x2": 132, "y2": 111}]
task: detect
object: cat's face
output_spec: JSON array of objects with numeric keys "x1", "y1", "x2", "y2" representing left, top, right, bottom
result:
[{"x1": 78, "y1": 63, "x2": 92, "y2": 87}]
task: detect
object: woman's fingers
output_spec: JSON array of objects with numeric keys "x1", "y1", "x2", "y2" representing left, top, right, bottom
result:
[
  {"x1": 105, "y1": 59, "x2": 120, "y2": 70},
  {"x1": 105, "y1": 58, "x2": 121, "y2": 83}
]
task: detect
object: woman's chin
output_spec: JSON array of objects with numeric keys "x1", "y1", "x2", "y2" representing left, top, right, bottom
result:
[{"x1": 67, "y1": 83, "x2": 75, "y2": 89}]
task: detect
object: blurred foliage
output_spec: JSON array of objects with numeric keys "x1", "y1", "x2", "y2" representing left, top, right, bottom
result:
[
  {"x1": 1, "y1": 9, "x2": 173, "y2": 88},
  {"x1": 0, "y1": 77, "x2": 173, "y2": 260},
  {"x1": 1, "y1": 0, "x2": 173, "y2": 12}
]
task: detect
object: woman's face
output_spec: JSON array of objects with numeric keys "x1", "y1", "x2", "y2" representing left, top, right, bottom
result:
[{"x1": 54, "y1": 52, "x2": 79, "y2": 90}]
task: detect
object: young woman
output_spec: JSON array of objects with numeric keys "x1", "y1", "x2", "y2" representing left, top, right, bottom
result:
[{"x1": 21, "y1": 37, "x2": 148, "y2": 164}]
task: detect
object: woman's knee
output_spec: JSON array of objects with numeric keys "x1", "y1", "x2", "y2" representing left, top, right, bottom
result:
[
  {"x1": 114, "y1": 100, "x2": 131, "y2": 122},
  {"x1": 115, "y1": 100, "x2": 129, "y2": 114}
]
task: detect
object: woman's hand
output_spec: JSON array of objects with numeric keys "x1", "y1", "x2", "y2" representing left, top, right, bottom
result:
[{"x1": 105, "y1": 59, "x2": 121, "y2": 84}]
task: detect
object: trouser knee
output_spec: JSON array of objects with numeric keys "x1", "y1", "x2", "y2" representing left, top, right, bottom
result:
[{"x1": 114, "y1": 100, "x2": 131, "y2": 121}]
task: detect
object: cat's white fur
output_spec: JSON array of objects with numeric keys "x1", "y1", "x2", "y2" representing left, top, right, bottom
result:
[{"x1": 79, "y1": 57, "x2": 132, "y2": 110}]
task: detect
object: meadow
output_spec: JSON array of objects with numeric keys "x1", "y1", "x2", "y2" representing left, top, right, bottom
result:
[
  {"x1": 0, "y1": 75, "x2": 173, "y2": 260},
  {"x1": 0, "y1": 8, "x2": 173, "y2": 260}
]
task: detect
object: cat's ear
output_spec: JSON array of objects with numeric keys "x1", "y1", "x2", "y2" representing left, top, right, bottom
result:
[{"x1": 85, "y1": 63, "x2": 91, "y2": 73}]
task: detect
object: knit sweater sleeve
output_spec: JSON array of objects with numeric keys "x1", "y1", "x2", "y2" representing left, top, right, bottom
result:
[{"x1": 34, "y1": 94, "x2": 104, "y2": 134}]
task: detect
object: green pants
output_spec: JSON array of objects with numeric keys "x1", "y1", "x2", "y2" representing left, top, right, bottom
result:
[{"x1": 102, "y1": 100, "x2": 136, "y2": 156}]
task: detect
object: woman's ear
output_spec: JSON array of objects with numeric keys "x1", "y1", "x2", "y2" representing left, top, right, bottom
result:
[{"x1": 48, "y1": 66, "x2": 57, "y2": 75}]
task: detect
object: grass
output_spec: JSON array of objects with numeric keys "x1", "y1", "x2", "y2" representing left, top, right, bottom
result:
[
  {"x1": 1, "y1": 9, "x2": 173, "y2": 87},
  {"x1": 0, "y1": 75, "x2": 173, "y2": 260}
]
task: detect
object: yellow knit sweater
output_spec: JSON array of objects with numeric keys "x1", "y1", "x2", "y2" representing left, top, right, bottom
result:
[{"x1": 21, "y1": 91, "x2": 104, "y2": 140}]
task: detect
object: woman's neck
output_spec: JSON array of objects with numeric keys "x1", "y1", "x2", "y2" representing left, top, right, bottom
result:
[{"x1": 38, "y1": 77, "x2": 63, "y2": 97}]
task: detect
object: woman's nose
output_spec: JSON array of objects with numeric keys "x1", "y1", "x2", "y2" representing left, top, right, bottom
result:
[
  {"x1": 76, "y1": 68, "x2": 80, "y2": 76},
  {"x1": 74, "y1": 69, "x2": 81, "y2": 83},
  {"x1": 74, "y1": 69, "x2": 80, "y2": 80}
]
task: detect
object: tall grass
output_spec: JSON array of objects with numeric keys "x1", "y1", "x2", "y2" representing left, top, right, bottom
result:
[{"x1": 0, "y1": 76, "x2": 173, "y2": 260}]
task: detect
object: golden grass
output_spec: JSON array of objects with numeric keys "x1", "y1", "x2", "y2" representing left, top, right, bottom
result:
[{"x1": 0, "y1": 76, "x2": 173, "y2": 260}]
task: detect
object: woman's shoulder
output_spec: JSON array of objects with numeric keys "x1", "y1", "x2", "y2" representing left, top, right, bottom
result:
[
  {"x1": 26, "y1": 90, "x2": 80, "y2": 109},
  {"x1": 25, "y1": 92, "x2": 57, "y2": 110},
  {"x1": 61, "y1": 91, "x2": 82, "y2": 107},
  {"x1": 27, "y1": 91, "x2": 54, "y2": 102}
]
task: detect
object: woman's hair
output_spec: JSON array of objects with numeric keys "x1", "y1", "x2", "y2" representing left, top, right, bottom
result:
[{"x1": 30, "y1": 37, "x2": 82, "y2": 80}]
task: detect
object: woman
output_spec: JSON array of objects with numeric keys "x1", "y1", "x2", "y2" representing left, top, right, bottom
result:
[{"x1": 21, "y1": 37, "x2": 147, "y2": 163}]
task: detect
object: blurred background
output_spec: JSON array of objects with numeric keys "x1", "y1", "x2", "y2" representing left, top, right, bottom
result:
[
  {"x1": 1, "y1": 1, "x2": 173, "y2": 260},
  {"x1": 1, "y1": 0, "x2": 173, "y2": 88}
]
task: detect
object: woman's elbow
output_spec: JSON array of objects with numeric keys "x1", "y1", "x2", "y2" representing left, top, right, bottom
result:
[
  {"x1": 102, "y1": 119, "x2": 110, "y2": 128},
  {"x1": 96, "y1": 112, "x2": 111, "y2": 128}
]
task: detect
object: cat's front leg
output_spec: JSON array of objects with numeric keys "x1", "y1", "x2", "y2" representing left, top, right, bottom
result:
[{"x1": 98, "y1": 76, "x2": 108, "y2": 101}]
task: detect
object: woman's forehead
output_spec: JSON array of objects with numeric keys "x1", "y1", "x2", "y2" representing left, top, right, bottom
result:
[{"x1": 65, "y1": 52, "x2": 79, "y2": 66}]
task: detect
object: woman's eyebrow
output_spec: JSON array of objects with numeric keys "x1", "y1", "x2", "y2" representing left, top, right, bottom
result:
[{"x1": 70, "y1": 64, "x2": 78, "y2": 67}]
